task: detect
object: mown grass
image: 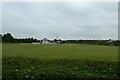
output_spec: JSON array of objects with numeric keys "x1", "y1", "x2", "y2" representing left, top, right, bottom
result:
[
  {"x1": 2, "y1": 44, "x2": 119, "y2": 79},
  {"x1": 2, "y1": 43, "x2": 118, "y2": 61}
]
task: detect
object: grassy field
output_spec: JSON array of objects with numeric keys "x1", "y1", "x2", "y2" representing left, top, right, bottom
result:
[{"x1": 2, "y1": 43, "x2": 119, "y2": 79}]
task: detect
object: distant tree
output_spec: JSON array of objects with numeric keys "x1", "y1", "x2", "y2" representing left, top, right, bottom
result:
[
  {"x1": 58, "y1": 39, "x2": 61, "y2": 41},
  {"x1": 0, "y1": 34, "x2": 2, "y2": 37},
  {"x1": 54, "y1": 39, "x2": 57, "y2": 42},
  {"x1": 13, "y1": 38, "x2": 17, "y2": 43},
  {"x1": 2, "y1": 33, "x2": 15, "y2": 43},
  {"x1": 0, "y1": 34, "x2": 2, "y2": 43}
]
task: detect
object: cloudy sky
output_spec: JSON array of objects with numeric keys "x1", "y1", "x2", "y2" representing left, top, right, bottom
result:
[{"x1": 2, "y1": 2, "x2": 118, "y2": 40}]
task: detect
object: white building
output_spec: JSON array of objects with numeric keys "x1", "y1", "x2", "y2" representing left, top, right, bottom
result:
[{"x1": 42, "y1": 38, "x2": 49, "y2": 44}]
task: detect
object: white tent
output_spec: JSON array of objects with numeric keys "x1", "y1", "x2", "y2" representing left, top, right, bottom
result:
[{"x1": 42, "y1": 38, "x2": 48, "y2": 44}]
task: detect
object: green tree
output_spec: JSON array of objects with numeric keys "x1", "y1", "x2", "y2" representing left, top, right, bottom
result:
[
  {"x1": 2, "y1": 33, "x2": 15, "y2": 43},
  {"x1": 0, "y1": 34, "x2": 2, "y2": 43}
]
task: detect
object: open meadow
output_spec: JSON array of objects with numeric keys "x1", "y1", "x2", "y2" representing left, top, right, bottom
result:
[{"x1": 2, "y1": 43, "x2": 119, "y2": 79}]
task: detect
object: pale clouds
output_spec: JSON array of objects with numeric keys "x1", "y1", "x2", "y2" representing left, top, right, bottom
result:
[{"x1": 2, "y1": 2, "x2": 118, "y2": 40}]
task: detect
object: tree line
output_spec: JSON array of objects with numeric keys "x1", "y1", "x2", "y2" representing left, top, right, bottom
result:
[
  {"x1": 1, "y1": 33, "x2": 40, "y2": 43},
  {"x1": 61, "y1": 40, "x2": 119, "y2": 46},
  {"x1": 0, "y1": 33, "x2": 119, "y2": 46}
]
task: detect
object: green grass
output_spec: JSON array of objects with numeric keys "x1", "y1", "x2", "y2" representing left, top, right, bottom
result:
[
  {"x1": 3, "y1": 43, "x2": 118, "y2": 61},
  {"x1": 2, "y1": 43, "x2": 119, "y2": 79}
]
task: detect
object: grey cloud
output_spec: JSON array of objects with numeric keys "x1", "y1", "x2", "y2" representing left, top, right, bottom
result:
[{"x1": 2, "y1": 2, "x2": 118, "y2": 40}]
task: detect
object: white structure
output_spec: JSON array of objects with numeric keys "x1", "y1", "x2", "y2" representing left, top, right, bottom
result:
[
  {"x1": 32, "y1": 42, "x2": 40, "y2": 44},
  {"x1": 42, "y1": 38, "x2": 49, "y2": 44},
  {"x1": 32, "y1": 37, "x2": 61, "y2": 44},
  {"x1": 107, "y1": 39, "x2": 114, "y2": 43}
]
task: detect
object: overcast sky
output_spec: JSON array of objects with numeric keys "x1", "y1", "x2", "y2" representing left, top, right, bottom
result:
[{"x1": 2, "y1": 2, "x2": 118, "y2": 40}]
